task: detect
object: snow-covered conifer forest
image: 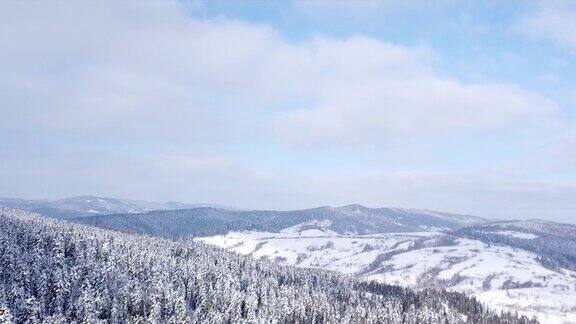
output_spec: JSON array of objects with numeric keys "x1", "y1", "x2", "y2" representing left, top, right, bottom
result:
[{"x1": 0, "y1": 207, "x2": 538, "y2": 323}]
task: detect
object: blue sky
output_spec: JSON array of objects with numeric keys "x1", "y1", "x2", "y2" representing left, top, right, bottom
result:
[{"x1": 0, "y1": 0, "x2": 575, "y2": 222}]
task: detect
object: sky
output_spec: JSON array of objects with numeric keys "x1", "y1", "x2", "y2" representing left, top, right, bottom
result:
[{"x1": 1, "y1": 0, "x2": 575, "y2": 222}]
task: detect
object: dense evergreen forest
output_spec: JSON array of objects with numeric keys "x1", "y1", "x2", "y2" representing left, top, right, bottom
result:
[
  {"x1": 75, "y1": 205, "x2": 483, "y2": 239},
  {"x1": 0, "y1": 207, "x2": 537, "y2": 323}
]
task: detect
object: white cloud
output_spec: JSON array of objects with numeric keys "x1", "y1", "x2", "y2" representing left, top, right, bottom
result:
[
  {"x1": 0, "y1": 1, "x2": 561, "y2": 147},
  {"x1": 0, "y1": 1, "x2": 574, "y2": 221},
  {"x1": 278, "y1": 76, "x2": 558, "y2": 146},
  {"x1": 293, "y1": 0, "x2": 449, "y2": 21},
  {"x1": 519, "y1": 0, "x2": 576, "y2": 50},
  {"x1": 274, "y1": 37, "x2": 559, "y2": 146}
]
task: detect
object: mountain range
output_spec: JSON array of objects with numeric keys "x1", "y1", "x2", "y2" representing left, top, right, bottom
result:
[
  {"x1": 74, "y1": 203, "x2": 486, "y2": 238},
  {"x1": 64, "y1": 201, "x2": 576, "y2": 323},
  {"x1": 2, "y1": 196, "x2": 575, "y2": 322},
  {"x1": 0, "y1": 195, "x2": 229, "y2": 219}
]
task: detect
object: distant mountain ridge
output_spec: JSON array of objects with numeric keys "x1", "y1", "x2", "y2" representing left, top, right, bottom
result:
[
  {"x1": 75, "y1": 204, "x2": 487, "y2": 238},
  {"x1": 0, "y1": 195, "x2": 230, "y2": 219}
]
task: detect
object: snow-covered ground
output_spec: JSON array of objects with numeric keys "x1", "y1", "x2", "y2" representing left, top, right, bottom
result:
[{"x1": 198, "y1": 229, "x2": 576, "y2": 324}]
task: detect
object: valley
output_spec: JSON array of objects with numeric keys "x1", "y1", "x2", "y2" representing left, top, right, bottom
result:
[
  {"x1": 4, "y1": 197, "x2": 575, "y2": 323},
  {"x1": 198, "y1": 219, "x2": 576, "y2": 323},
  {"x1": 0, "y1": 207, "x2": 529, "y2": 323}
]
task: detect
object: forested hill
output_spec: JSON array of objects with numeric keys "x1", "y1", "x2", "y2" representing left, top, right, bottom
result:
[
  {"x1": 0, "y1": 207, "x2": 535, "y2": 323},
  {"x1": 454, "y1": 220, "x2": 576, "y2": 271},
  {"x1": 75, "y1": 204, "x2": 486, "y2": 238},
  {"x1": 0, "y1": 196, "x2": 227, "y2": 219}
]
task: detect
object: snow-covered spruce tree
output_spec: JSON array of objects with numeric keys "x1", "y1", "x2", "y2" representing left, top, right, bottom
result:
[{"x1": 0, "y1": 207, "x2": 538, "y2": 323}]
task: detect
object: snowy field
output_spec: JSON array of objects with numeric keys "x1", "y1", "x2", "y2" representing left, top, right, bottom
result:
[{"x1": 198, "y1": 227, "x2": 576, "y2": 324}]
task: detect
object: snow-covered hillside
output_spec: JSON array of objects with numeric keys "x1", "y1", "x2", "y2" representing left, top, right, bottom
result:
[
  {"x1": 3, "y1": 207, "x2": 532, "y2": 323},
  {"x1": 75, "y1": 204, "x2": 487, "y2": 238},
  {"x1": 198, "y1": 225, "x2": 576, "y2": 323}
]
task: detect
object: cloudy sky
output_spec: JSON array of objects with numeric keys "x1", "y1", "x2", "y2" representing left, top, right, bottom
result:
[{"x1": 1, "y1": 0, "x2": 575, "y2": 222}]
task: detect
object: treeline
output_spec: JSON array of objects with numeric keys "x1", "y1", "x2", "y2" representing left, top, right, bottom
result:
[{"x1": 0, "y1": 207, "x2": 537, "y2": 323}]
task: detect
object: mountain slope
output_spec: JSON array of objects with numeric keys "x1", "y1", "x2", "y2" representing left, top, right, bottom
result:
[
  {"x1": 0, "y1": 207, "x2": 532, "y2": 323},
  {"x1": 75, "y1": 204, "x2": 487, "y2": 238},
  {"x1": 0, "y1": 196, "x2": 227, "y2": 219},
  {"x1": 69, "y1": 203, "x2": 576, "y2": 322},
  {"x1": 454, "y1": 220, "x2": 576, "y2": 271},
  {"x1": 198, "y1": 221, "x2": 576, "y2": 324}
]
